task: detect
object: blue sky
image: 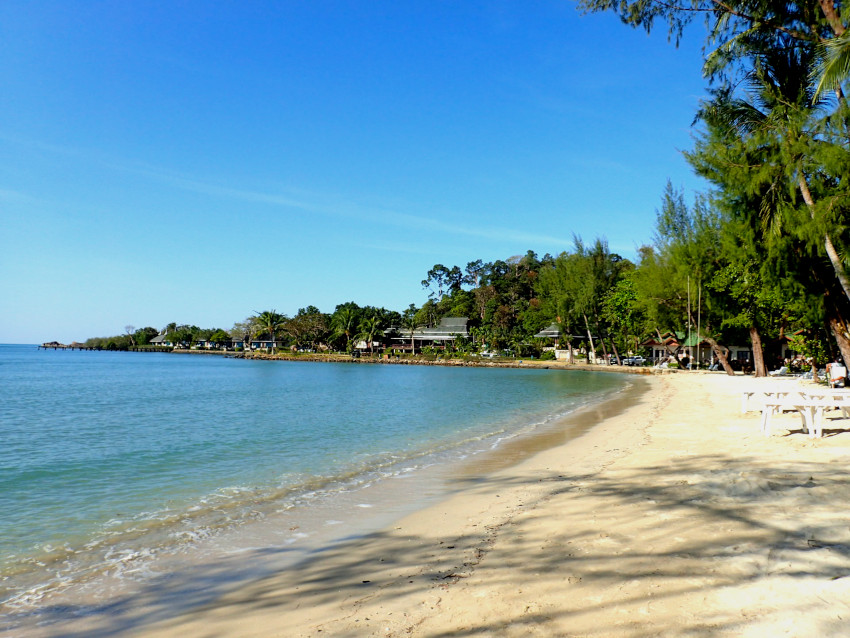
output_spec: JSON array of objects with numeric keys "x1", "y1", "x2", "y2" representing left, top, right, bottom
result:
[{"x1": 1, "y1": 1, "x2": 710, "y2": 344}]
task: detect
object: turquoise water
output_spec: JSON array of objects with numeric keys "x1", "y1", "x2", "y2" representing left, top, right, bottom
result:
[{"x1": 0, "y1": 344, "x2": 625, "y2": 614}]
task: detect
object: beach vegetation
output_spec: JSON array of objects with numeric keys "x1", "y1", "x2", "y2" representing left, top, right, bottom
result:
[
  {"x1": 575, "y1": 0, "x2": 850, "y2": 371},
  {"x1": 132, "y1": 326, "x2": 159, "y2": 346},
  {"x1": 254, "y1": 310, "x2": 287, "y2": 352},
  {"x1": 208, "y1": 329, "x2": 231, "y2": 347},
  {"x1": 331, "y1": 303, "x2": 361, "y2": 352},
  {"x1": 286, "y1": 307, "x2": 331, "y2": 351},
  {"x1": 356, "y1": 313, "x2": 385, "y2": 355}
]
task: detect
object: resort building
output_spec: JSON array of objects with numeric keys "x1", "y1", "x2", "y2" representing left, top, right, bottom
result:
[
  {"x1": 533, "y1": 323, "x2": 562, "y2": 343},
  {"x1": 149, "y1": 333, "x2": 174, "y2": 347},
  {"x1": 388, "y1": 317, "x2": 470, "y2": 353},
  {"x1": 533, "y1": 323, "x2": 598, "y2": 361},
  {"x1": 249, "y1": 334, "x2": 277, "y2": 349}
]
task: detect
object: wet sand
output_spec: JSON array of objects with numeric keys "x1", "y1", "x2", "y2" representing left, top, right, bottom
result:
[{"x1": 20, "y1": 371, "x2": 850, "y2": 637}]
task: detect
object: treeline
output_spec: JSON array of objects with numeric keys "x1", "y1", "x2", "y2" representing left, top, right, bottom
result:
[
  {"x1": 81, "y1": 210, "x2": 822, "y2": 374},
  {"x1": 85, "y1": 327, "x2": 160, "y2": 350},
  {"x1": 83, "y1": 186, "x2": 849, "y2": 370}
]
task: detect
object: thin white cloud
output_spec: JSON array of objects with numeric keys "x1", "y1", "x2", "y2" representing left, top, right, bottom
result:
[
  {"x1": 1, "y1": 133, "x2": 576, "y2": 248},
  {"x1": 107, "y1": 155, "x2": 576, "y2": 247}
]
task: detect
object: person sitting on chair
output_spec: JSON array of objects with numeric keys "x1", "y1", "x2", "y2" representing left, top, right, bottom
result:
[{"x1": 828, "y1": 358, "x2": 847, "y2": 388}]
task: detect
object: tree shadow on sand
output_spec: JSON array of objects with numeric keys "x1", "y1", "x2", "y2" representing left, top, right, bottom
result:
[{"x1": 8, "y1": 444, "x2": 850, "y2": 637}]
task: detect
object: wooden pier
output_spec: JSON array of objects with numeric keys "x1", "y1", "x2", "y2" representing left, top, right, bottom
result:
[{"x1": 38, "y1": 342, "x2": 174, "y2": 352}]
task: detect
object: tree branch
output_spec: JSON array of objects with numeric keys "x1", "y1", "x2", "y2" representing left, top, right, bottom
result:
[{"x1": 648, "y1": 0, "x2": 820, "y2": 42}]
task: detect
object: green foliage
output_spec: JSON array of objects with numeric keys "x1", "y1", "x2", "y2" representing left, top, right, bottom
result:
[
  {"x1": 170, "y1": 325, "x2": 199, "y2": 347},
  {"x1": 537, "y1": 237, "x2": 632, "y2": 359},
  {"x1": 788, "y1": 334, "x2": 828, "y2": 366},
  {"x1": 208, "y1": 329, "x2": 230, "y2": 345},
  {"x1": 286, "y1": 310, "x2": 330, "y2": 349},
  {"x1": 602, "y1": 273, "x2": 647, "y2": 354},
  {"x1": 331, "y1": 304, "x2": 361, "y2": 352},
  {"x1": 355, "y1": 313, "x2": 385, "y2": 353},
  {"x1": 133, "y1": 327, "x2": 159, "y2": 346}
]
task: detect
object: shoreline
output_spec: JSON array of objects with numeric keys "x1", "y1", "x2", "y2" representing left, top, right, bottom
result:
[
  {"x1": 13, "y1": 374, "x2": 653, "y2": 638},
  {"x1": 129, "y1": 373, "x2": 850, "y2": 636},
  {"x1": 36, "y1": 343, "x2": 669, "y2": 375},
  {"x1": 2, "y1": 367, "x2": 638, "y2": 637},
  {"x1": 176, "y1": 348, "x2": 663, "y2": 375}
]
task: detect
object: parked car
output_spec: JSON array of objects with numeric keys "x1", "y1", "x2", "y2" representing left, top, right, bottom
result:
[{"x1": 624, "y1": 356, "x2": 646, "y2": 366}]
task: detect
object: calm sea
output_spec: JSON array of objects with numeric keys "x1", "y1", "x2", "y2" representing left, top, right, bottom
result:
[{"x1": 0, "y1": 344, "x2": 626, "y2": 628}]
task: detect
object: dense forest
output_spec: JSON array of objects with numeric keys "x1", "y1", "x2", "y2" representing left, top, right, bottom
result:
[{"x1": 87, "y1": 0, "x2": 850, "y2": 378}]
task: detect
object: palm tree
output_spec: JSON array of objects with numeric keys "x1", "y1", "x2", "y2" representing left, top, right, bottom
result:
[
  {"x1": 812, "y1": 25, "x2": 850, "y2": 100},
  {"x1": 356, "y1": 314, "x2": 384, "y2": 356},
  {"x1": 332, "y1": 307, "x2": 359, "y2": 352},
  {"x1": 402, "y1": 304, "x2": 418, "y2": 354},
  {"x1": 695, "y1": 40, "x2": 850, "y2": 304},
  {"x1": 254, "y1": 310, "x2": 286, "y2": 352}
]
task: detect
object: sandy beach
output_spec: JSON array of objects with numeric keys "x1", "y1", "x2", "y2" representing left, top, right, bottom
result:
[{"x1": 40, "y1": 370, "x2": 850, "y2": 637}]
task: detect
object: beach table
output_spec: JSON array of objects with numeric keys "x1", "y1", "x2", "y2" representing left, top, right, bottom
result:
[
  {"x1": 760, "y1": 397, "x2": 833, "y2": 437},
  {"x1": 799, "y1": 389, "x2": 850, "y2": 421},
  {"x1": 742, "y1": 383, "x2": 798, "y2": 414},
  {"x1": 760, "y1": 389, "x2": 850, "y2": 437}
]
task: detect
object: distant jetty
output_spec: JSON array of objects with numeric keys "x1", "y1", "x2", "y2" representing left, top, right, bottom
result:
[
  {"x1": 38, "y1": 342, "x2": 174, "y2": 352},
  {"x1": 39, "y1": 341, "x2": 89, "y2": 350}
]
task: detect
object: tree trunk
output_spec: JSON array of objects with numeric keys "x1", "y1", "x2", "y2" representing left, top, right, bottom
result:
[
  {"x1": 568, "y1": 341, "x2": 575, "y2": 364},
  {"x1": 819, "y1": 0, "x2": 845, "y2": 35},
  {"x1": 827, "y1": 315, "x2": 850, "y2": 368},
  {"x1": 812, "y1": 258, "x2": 850, "y2": 369},
  {"x1": 798, "y1": 174, "x2": 850, "y2": 303},
  {"x1": 600, "y1": 324, "x2": 621, "y2": 365},
  {"x1": 583, "y1": 314, "x2": 596, "y2": 364},
  {"x1": 824, "y1": 233, "x2": 850, "y2": 302},
  {"x1": 610, "y1": 339, "x2": 622, "y2": 365},
  {"x1": 599, "y1": 336, "x2": 610, "y2": 364},
  {"x1": 703, "y1": 335, "x2": 736, "y2": 376},
  {"x1": 595, "y1": 320, "x2": 612, "y2": 364},
  {"x1": 749, "y1": 326, "x2": 768, "y2": 377},
  {"x1": 655, "y1": 328, "x2": 677, "y2": 363}
]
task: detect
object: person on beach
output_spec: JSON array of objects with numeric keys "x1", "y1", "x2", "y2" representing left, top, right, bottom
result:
[{"x1": 828, "y1": 358, "x2": 847, "y2": 388}]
